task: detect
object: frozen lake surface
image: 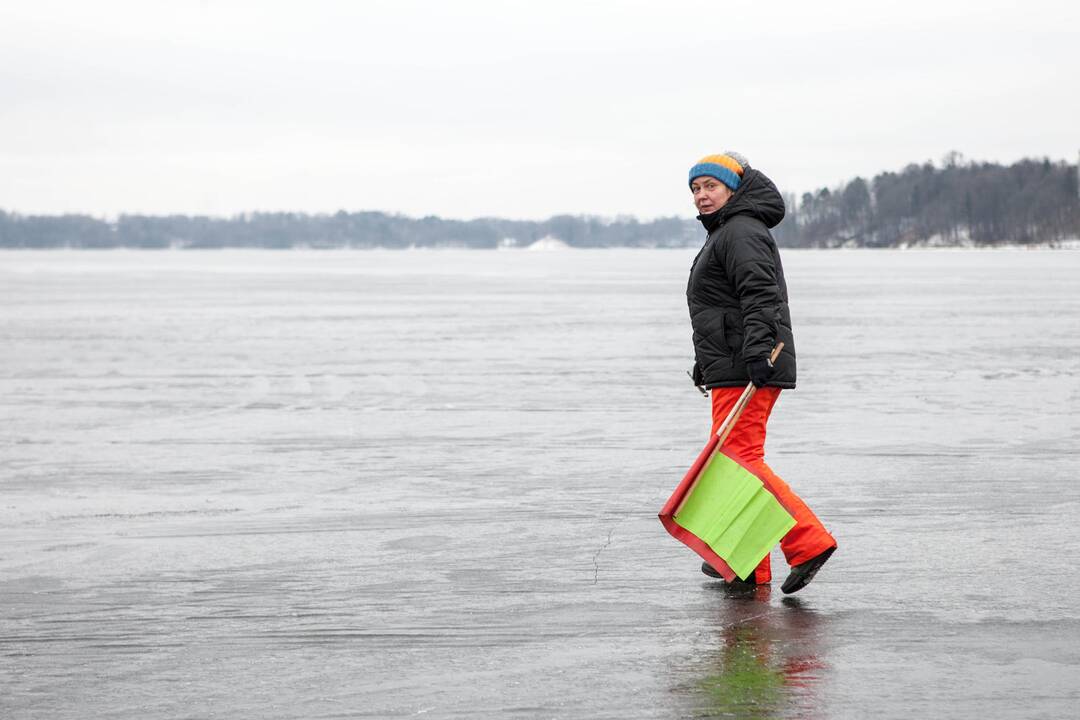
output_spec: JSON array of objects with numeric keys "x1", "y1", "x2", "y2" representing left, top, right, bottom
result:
[{"x1": 2, "y1": 248, "x2": 1079, "y2": 718}]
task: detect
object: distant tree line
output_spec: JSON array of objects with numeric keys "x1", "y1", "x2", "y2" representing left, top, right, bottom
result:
[
  {"x1": 0, "y1": 209, "x2": 700, "y2": 249},
  {"x1": 2, "y1": 156, "x2": 1076, "y2": 249},
  {"x1": 787, "y1": 154, "x2": 1080, "y2": 247}
]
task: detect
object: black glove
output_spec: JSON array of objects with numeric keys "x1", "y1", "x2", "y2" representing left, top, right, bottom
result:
[
  {"x1": 691, "y1": 361, "x2": 704, "y2": 386},
  {"x1": 747, "y1": 358, "x2": 775, "y2": 388},
  {"x1": 688, "y1": 362, "x2": 707, "y2": 396}
]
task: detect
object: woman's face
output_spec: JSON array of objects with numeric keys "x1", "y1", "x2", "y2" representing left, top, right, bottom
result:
[{"x1": 690, "y1": 177, "x2": 733, "y2": 215}]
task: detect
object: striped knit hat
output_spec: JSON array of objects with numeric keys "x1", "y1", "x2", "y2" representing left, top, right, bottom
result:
[{"x1": 688, "y1": 151, "x2": 748, "y2": 190}]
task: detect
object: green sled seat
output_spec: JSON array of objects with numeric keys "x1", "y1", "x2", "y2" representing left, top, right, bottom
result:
[{"x1": 659, "y1": 435, "x2": 796, "y2": 582}]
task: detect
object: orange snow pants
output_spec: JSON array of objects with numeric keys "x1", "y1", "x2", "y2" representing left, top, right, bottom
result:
[{"x1": 710, "y1": 386, "x2": 836, "y2": 583}]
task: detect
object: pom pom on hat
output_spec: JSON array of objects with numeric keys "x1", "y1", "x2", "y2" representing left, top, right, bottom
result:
[
  {"x1": 688, "y1": 151, "x2": 748, "y2": 190},
  {"x1": 723, "y1": 150, "x2": 749, "y2": 168}
]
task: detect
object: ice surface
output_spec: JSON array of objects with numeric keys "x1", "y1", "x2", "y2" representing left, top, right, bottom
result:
[{"x1": 2, "y1": 248, "x2": 1079, "y2": 718}]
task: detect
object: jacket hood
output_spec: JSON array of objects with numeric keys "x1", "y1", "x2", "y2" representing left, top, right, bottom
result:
[{"x1": 697, "y1": 168, "x2": 786, "y2": 232}]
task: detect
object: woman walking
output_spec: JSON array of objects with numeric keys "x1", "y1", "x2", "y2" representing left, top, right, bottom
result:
[{"x1": 687, "y1": 152, "x2": 837, "y2": 594}]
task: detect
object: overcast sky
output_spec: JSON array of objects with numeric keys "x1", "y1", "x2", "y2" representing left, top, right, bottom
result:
[{"x1": 2, "y1": 0, "x2": 1078, "y2": 220}]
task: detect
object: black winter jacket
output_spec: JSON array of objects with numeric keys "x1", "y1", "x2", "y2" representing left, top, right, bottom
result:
[{"x1": 687, "y1": 168, "x2": 796, "y2": 389}]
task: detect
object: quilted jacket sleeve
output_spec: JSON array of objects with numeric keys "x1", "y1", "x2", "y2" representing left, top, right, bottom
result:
[{"x1": 720, "y1": 219, "x2": 780, "y2": 362}]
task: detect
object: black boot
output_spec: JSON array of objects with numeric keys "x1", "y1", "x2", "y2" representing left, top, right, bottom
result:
[
  {"x1": 781, "y1": 546, "x2": 835, "y2": 595},
  {"x1": 701, "y1": 561, "x2": 758, "y2": 585}
]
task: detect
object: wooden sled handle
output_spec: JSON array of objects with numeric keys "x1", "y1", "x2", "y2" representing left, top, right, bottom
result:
[{"x1": 673, "y1": 342, "x2": 784, "y2": 518}]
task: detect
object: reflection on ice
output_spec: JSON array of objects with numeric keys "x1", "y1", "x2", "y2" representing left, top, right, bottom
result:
[{"x1": 680, "y1": 586, "x2": 827, "y2": 718}]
